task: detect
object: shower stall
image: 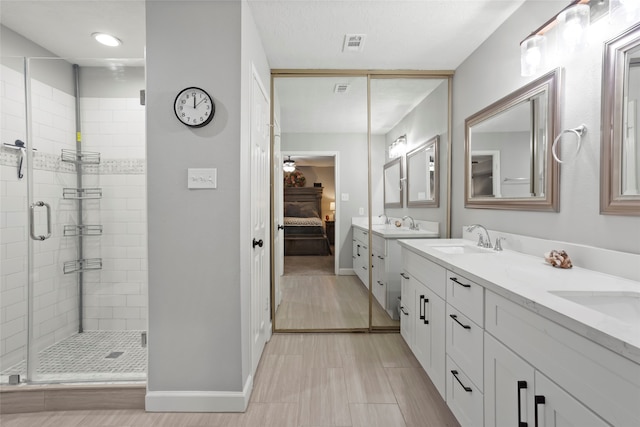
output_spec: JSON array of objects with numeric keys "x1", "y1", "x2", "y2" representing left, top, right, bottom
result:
[{"x1": 0, "y1": 56, "x2": 148, "y2": 384}]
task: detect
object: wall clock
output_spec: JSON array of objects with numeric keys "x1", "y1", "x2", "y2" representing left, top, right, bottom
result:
[{"x1": 173, "y1": 87, "x2": 215, "y2": 127}]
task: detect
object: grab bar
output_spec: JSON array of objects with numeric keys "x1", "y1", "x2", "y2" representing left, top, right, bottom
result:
[{"x1": 30, "y1": 201, "x2": 52, "y2": 241}]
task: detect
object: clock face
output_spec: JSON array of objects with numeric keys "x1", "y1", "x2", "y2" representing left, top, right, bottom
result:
[{"x1": 174, "y1": 87, "x2": 215, "y2": 127}]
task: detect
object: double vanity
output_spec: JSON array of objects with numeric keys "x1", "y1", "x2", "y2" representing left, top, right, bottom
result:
[{"x1": 397, "y1": 234, "x2": 640, "y2": 427}]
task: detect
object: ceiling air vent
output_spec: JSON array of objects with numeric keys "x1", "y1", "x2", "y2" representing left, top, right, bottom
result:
[
  {"x1": 343, "y1": 34, "x2": 366, "y2": 53},
  {"x1": 334, "y1": 83, "x2": 350, "y2": 94}
]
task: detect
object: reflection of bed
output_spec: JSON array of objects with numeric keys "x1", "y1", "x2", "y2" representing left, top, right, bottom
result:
[{"x1": 284, "y1": 187, "x2": 332, "y2": 256}]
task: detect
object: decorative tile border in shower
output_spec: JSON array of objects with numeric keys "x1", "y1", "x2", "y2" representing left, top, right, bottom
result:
[{"x1": 0, "y1": 149, "x2": 145, "y2": 175}]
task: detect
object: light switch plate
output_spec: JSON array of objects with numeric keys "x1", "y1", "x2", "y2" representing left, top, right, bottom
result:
[{"x1": 188, "y1": 168, "x2": 217, "y2": 189}]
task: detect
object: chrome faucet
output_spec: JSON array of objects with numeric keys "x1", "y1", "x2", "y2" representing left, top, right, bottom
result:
[
  {"x1": 467, "y1": 224, "x2": 492, "y2": 248},
  {"x1": 378, "y1": 213, "x2": 390, "y2": 225},
  {"x1": 402, "y1": 215, "x2": 419, "y2": 230}
]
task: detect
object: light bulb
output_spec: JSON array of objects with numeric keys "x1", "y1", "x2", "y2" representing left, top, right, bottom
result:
[
  {"x1": 520, "y1": 35, "x2": 546, "y2": 77},
  {"x1": 557, "y1": 4, "x2": 590, "y2": 50}
]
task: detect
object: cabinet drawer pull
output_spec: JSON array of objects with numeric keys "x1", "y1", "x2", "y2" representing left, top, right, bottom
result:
[
  {"x1": 400, "y1": 273, "x2": 409, "y2": 279},
  {"x1": 377, "y1": 280, "x2": 384, "y2": 286},
  {"x1": 451, "y1": 370, "x2": 472, "y2": 392},
  {"x1": 534, "y1": 395, "x2": 545, "y2": 427},
  {"x1": 423, "y1": 298, "x2": 429, "y2": 325},
  {"x1": 449, "y1": 277, "x2": 471, "y2": 288},
  {"x1": 518, "y1": 380, "x2": 528, "y2": 427},
  {"x1": 449, "y1": 314, "x2": 471, "y2": 329}
]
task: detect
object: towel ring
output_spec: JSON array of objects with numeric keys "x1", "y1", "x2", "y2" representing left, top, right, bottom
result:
[{"x1": 552, "y1": 124, "x2": 587, "y2": 164}]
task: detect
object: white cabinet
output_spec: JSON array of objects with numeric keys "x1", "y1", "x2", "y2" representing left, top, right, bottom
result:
[
  {"x1": 485, "y1": 291, "x2": 634, "y2": 427},
  {"x1": 484, "y1": 332, "x2": 535, "y2": 427},
  {"x1": 485, "y1": 333, "x2": 609, "y2": 427},
  {"x1": 401, "y1": 249, "x2": 447, "y2": 398},
  {"x1": 400, "y1": 272, "x2": 415, "y2": 345},
  {"x1": 352, "y1": 228, "x2": 369, "y2": 286}
]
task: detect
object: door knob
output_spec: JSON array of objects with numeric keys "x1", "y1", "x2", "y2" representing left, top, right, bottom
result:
[{"x1": 252, "y1": 238, "x2": 264, "y2": 248}]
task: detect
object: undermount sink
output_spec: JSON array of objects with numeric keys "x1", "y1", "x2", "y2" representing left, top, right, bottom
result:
[
  {"x1": 549, "y1": 291, "x2": 640, "y2": 324},
  {"x1": 431, "y1": 244, "x2": 494, "y2": 254}
]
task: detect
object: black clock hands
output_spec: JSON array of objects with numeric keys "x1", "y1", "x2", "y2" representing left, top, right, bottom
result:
[{"x1": 193, "y1": 94, "x2": 196, "y2": 109}]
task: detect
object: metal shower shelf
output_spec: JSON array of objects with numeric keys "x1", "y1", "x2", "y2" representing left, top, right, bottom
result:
[
  {"x1": 63, "y1": 187, "x2": 102, "y2": 199},
  {"x1": 63, "y1": 224, "x2": 103, "y2": 237},
  {"x1": 61, "y1": 149, "x2": 101, "y2": 164},
  {"x1": 63, "y1": 258, "x2": 102, "y2": 274}
]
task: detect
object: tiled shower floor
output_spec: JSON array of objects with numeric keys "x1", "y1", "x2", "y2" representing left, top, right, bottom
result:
[{"x1": 1, "y1": 331, "x2": 146, "y2": 383}]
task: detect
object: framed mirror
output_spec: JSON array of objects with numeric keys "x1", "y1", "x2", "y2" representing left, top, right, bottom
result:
[
  {"x1": 465, "y1": 68, "x2": 560, "y2": 211},
  {"x1": 407, "y1": 135, "x2": 439, "y2": 207},
  {"x1": 384, "y1": 157, "x2": 403, "y2": 208},
  {"x1": 601, "y1": 22, "x2": 640, "y2": 215}
]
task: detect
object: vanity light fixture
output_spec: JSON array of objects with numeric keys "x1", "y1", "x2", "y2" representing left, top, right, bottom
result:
[
  {"x1": 519, "y1": 0, "x2": 593, "y2": 76},
  {"x1": 521, "y1": 35, "x2": 547, "y2": 77},
  {"x1": 389, "y1": 134, "x2": 407, "y2": 159},
  {"x1": 283, "y1": 156, "x2": 296, "y2": 173},
  {"x1": 92, "y1": 32, "x2": 122, "y2": 47},
  {"x1": 610, "y1": 0, "x2": 640, "y2": 22},
  {"x1": 557, "y1": 3, "x2": 590, "y2": 51}
]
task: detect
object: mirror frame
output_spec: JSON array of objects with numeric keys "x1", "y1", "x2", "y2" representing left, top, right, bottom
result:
[
  {"x1": 406, "y1": 135, "x2": 439, "y2": 207},
  {"x1": 601, "y1": 22, "x2": 640, "y2": 216},
  {"x1": 464, "y1": 68, "x2": 561, "y2": 211},
  {"x1": 383, "y1": 157, "x2": 404, "y2": 208}
]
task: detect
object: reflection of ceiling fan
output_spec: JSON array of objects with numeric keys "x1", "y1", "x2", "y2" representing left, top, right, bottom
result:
[{"x1": 283, "y1": 156, "x2": 296, "y2": 172}]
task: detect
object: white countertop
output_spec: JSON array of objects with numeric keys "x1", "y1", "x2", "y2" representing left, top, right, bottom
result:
[
  {"x1": 352, "y1": 223, "x2": 439, "y2": 239},
  {"x1": 398, "y1": 238, "x2": 640, "y2": 364}
]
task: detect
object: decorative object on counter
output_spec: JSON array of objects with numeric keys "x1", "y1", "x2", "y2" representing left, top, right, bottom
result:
[
  {"x1": 284, "y1": 170, "x2": 306, "y2": 187},
  {"x1": 394, "y1": 220, "x2": 402, "y2": 227},
  {"x1": 544, "y1": 249, "x2": 573, "y2": 269}
]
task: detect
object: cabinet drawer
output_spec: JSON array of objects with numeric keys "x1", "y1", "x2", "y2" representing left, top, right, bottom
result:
[
  {"x1": 446, "y1": 304, "x2": 483, "y2": 391},
  {"x1": 372, "y1": 234, "x2": 385, "y2": 255},
  {"x1": 446, "y1": 355, "x2": 484, "y2": 427},
  {"x1": 402, "y1": 249, "x2": 446, "y2": 298},
  {"x1": 446, "y1": 271, "x2": 484, "y2": 327},
  {"x1": 486, "y1": 291, "x2": 640, "y2": 427},
  {"x1": 353, "y1": 227, "x2": 368, "y2": 243}
]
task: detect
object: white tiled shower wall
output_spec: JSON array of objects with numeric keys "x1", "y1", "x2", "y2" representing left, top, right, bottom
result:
[{"x1": 0, "y1": 64, "x2": 147, "y2": 370}]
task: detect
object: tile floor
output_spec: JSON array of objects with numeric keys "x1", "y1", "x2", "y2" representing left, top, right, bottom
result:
[
  {"x1": 0, "y1": 333, "x2": 460, "y2": 426},
  {"x1": 1, "y1": 331, "x2": 146, "y2": 383}
]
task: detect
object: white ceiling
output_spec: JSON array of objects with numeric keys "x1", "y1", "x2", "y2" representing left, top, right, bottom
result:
[{"x1": 0, "y1": 0, "x2": 527, "y2": 135}]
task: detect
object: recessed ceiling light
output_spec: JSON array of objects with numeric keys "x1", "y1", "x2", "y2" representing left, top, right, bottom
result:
[{"x1": 92, "y1": 32, "x2": 122, "y2": 47}]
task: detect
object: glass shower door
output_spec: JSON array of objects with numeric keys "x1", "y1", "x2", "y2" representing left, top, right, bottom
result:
[{"x1": 1, "y1": 56, "x2": 148, "y2": 384}]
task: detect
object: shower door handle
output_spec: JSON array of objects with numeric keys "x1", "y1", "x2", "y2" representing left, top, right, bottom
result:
[{"x1": 30, "y1": 201, "x2": 52, "y2": 241}]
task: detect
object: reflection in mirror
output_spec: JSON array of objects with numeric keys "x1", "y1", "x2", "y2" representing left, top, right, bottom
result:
[
  {"x1": 465, "y1": 68, "x2": 560, "y2": 211},
  {"x1": 384, "y1": 157, "x2": 403, "y2": 208},
  {"x1": 407, "y1": 135, "x2": 439, "y2": 207},
  {"x1": 272, "y1": 75, "x2": 371, "y2": 331},
  {"x1": 601, "y1": 22, "x2": 640, "y2": 215}
]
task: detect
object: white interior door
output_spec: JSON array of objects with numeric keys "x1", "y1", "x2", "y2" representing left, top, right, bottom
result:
[
  {"x1": 273, "y1": 121, "x2": 284, "y2": 310},
  {"x1": 250, "y1": 67, "x2": 271, "y2": 374}
]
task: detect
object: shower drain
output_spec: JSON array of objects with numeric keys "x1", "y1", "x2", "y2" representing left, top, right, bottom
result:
[{"x1": 105, "y1": 351, "x2": 124, "y2": 359}]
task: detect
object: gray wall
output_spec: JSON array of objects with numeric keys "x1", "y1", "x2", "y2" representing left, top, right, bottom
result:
[
  {"x1": 1, "y1": 24, "x2": 74, "y2": 94},
  {"x1": 384, "y1": 79, "x2": 449, "y2": 235},
  {"x1": 146, "y1": 0, "x2": 269, "y2": 394},
  {"x1": 452, "y1": 0, "x2": 640, "y2": 254}
]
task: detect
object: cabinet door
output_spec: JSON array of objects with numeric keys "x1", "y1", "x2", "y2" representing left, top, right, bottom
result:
[
  {"x1": 534, "y1": 372, "x2": 610, "y2": 427},
  {"x1": 372, "y1": 251, "x2": 386, "y2": 309},
  {"x1": 485, "y1": 333, "x2": 535, "y2": 427},
  {"x1": 414, "y1": 281, "x2": 446, "y2": 398},
  {"x1": 400, "y1": 271, "x2": 415, "y2": 347}
]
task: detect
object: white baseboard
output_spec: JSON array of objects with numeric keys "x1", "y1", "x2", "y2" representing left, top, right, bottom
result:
[
  {"x1": 145, "y1": 375, "x2": 252, "y2": 412},
  {"x1": 339, "y1": 268, "x2": 355, "y2": 276}
]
